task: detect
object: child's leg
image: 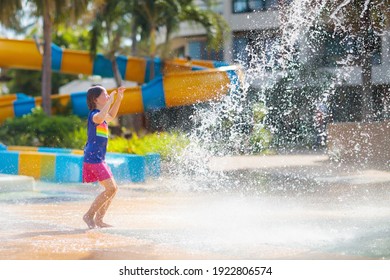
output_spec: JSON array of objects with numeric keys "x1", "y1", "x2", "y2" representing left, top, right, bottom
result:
[
  {"x1": 83, "y1": 177, "x2": 118, "y2": 229},
  {"x1": 95, "y1": 178, "x2": 118, "y2": 227},
  {"x1": 95, "y1": 197, "x2": 114, "y2": 227}
]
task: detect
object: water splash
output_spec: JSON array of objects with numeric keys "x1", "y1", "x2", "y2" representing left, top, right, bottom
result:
[{"x1": 167, "y1": 0, "x2": 366, "y2": 189}]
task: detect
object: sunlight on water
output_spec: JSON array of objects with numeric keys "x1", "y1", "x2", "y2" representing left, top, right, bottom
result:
[{"x1": 166, "y1": 0, "x2": 351, "y2": 190}]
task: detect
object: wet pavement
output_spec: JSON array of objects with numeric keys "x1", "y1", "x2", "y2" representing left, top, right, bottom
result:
[{"x1": 1, "y1": 152, "x2": 390, "y2": 260}]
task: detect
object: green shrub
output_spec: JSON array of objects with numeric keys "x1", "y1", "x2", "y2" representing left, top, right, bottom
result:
[
  {"x1": 107, "y1": 137, "x2": 129, "y2": 153},
  {"x1": 248, "y1": 102, "x2": 272, "y2": 153},
  {"x1": 0, "y1": 107, "x2": 189, "y2": 159},
  {"x1": 0, "y1": 107, "x2": 86, "y2": 149},
  {"x1": 108, "y1": 132, "x2": 190, "y2": 160}
]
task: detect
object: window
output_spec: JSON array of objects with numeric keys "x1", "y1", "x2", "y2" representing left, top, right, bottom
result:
[
  {"x1": 248, "y1": 0, "x2": 264, "y2": 11},
  {"x1": 264, "y1": 0, "x2": 278, "y2": 10},
  {"x1": 233, "y1": 31, "x2": 291, "y2": 69},
  {"x1": 233, "y1": 0, "x2": 248, "y2": 13},
  {"x1": 233, "y1": 37, "x2": 250, "y2": 64},
  {"x1": 189, "y1": 42, "x2": 202, "y2": 59},
  {"x1": 175, "y1": 46, "x2": 185, "y2": 58},
  {"x1": 313, "y1": 30, "x2": 382, "y2": 67},
  {"x1": 232, "y1": 0, "x2": 281, "y2": 13},
  {"x1": 188, "y1": 41, "x2": 223, "y2": 61}
]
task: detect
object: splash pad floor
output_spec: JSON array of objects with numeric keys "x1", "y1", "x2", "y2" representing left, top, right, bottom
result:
[{"x1": 1, "y1": 152, "x2": 390, "y2": 260}]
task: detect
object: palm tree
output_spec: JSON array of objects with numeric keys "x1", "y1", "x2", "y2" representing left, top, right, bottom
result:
[
  {"x1": 87, "y1": 0, "x2": 228, "y2": 131},
  {"x1": 126, "y1": 0, "x2": 228, "y2": 131},
  {"x1": 0, "y1": 0, "x2": 90, "y2": 116},
  {"x1": 89, "y1": 0, "x2": 227, "y2": 79},
  {"x1": 323, "y1": 0, "x2": 390, "y2": 122},
  {"x1": 0, "y1": 1, "x2": 23, "y2": 32},
  {"x1": 89, "y1": 0, "x2": 133, "y2": 86},
  {"x1": 132, "y1": 0, "x2": 228, "y2": 80},
  {"x1": 175, "y1": 0, "x2": 228, "y2": 52}
]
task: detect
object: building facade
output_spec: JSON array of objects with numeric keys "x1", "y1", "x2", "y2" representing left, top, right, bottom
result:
[{"x1": 168, "y1": 0, "x2": 390, "y2": 122}]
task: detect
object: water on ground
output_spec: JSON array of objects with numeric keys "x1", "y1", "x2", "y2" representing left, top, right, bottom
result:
[{"x1": 1, "y1": 155, "x2": 390, "y2": 260}]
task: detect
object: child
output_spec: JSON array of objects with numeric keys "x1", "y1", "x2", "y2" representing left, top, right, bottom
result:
[{"x1": 82, "y1": 85, "x2": 125, "y2": 229}]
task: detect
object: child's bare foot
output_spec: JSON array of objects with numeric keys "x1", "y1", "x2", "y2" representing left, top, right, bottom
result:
[
  {"x1": 83, "y1": 214, "x2": 96, "y2": 229},
  {"x1": 95, "y1": 220, "x2": 113, "y2": 228}
]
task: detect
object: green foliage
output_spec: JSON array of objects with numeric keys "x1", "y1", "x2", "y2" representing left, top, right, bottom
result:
[
  {"x1": 249, "y1": 127, "x2": 272, "y2": 154},
  {"x1": 108, "y1": 132, "x2": 190, "y2": 160},
  {"x1": 252, "y1": 103, "x2": 267, "y2": 123},
  {"x1": 6, "y1": 69, "x2": 41, "y2": 96},
  {"x1": 0, "y1": 107, "x2": 86, "y2": 148},
  {"x1": 129, "y1": 0, "x2": 228, "y2": 58},
  {"x1": 6, "y1": 68, "x2": 78, "y2": 96},
  {"x1": 107, "y1": 137, "x2": 129, "y2": 154},
  {"x1": 178, "y1": 1, "x2": 229, "y2": 52},
  {"x1": 53, "y1": 25, "x2": 91, "y2": 51},
  {"x1": 70, "y1": 126, "x2": 88, "y2": 150},
  {"x1": 0, "y1": 107, "x2": 188, "y2": 159},
  {"x1": 250, "y1": 103, "x2": 272, "y2": 153}
]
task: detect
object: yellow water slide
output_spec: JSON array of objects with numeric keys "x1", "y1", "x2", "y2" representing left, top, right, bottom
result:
[{"x1": 0, "y1": 38, "x2": 241, "y2": 122}]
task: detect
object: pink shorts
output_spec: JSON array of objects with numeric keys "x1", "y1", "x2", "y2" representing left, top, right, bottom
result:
[{"x1": 82, "y1": 162, "x2": 113, "y2": 183}]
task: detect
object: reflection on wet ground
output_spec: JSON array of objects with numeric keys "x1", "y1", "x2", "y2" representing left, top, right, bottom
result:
[{"x1": 1, "y1": 158, "x2": 390, "y2": 260}]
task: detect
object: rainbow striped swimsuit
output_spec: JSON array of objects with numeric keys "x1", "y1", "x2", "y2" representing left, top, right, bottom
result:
[{"x1": 83, "y1": 109, "x2": 109, "y2": 163}]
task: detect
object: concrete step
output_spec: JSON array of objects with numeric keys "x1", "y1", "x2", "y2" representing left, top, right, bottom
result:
[{"x1": 0, "y1": 174, "x2": 35, "y2": 192}]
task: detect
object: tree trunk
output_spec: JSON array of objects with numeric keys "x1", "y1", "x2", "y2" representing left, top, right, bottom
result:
[
  {"x1": 149, "y1": 27, "x2": 156, "y2": 81},
  {"x1": 111, "y1": 59, "x2": 123, "y2": 87},
  {"x1": 361, "y1": 49, "x2": 374, "y2": 122},
  {"x1": 131, "y1": 20, "x2": 137, "y2": 56},
  {"x1": 360, "y1": 3, "x2": 374, "y2": 122},
  {"x1": 278, "y1": 0, "x2": 291, "y2": 72},
  {"x1": 42, "y1": 1, "x2": 52, "y2": 116},
  {"x1": 161, "y1": 27, "x2": 171, "y2": 59},
  {"x1": 125, "y1": 21, "x2": 145, "y2": 133}
]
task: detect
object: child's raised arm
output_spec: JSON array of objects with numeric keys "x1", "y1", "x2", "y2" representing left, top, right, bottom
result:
[
  {"x1": 105, "y1": 87, "x2": 125, "y2": 122},
  {"x1": 93, "y1": 91, "x2": 116, "y2": 124}
]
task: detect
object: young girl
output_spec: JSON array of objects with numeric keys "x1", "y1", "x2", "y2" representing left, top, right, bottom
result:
[{"x1": 82, "y1": 85, "x2": 125, "y2": 229}]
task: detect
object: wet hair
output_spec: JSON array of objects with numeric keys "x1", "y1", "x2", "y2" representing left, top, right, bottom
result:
[{"x1": 86, "y1": 85, "x2": 104, "y2": 110}]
